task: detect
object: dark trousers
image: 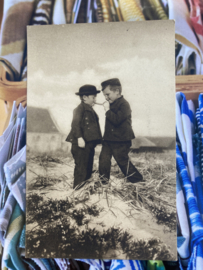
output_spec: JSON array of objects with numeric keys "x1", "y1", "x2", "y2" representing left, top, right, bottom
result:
[
  {"x1": 71, "y1": 141, "x2": 97, "y2": 188},
  {"x1": 99, "y1": 141, "x2": 143, "y2": 183}
]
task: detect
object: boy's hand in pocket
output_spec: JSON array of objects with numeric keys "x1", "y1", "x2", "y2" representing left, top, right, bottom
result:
[{"x1": 78, "y1": 137, "x2": 85, "y2": 148}]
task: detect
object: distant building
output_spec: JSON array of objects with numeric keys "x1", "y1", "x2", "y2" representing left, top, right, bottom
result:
[
  {"x1": 27, "y1": 107, "x2": 69, "y2": 154},
  {"x1": 146, "y1": 137, "x2": 175, "y2": 150},
  {"x1": 131, "y1": 137, "x2": 175, "y2": 152},
  {"x1": 131, "y1": 137, "x2": 157, "y2": 152}
]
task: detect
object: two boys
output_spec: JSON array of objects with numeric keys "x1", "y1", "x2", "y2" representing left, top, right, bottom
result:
[{"x1": 66, "y1": 79, "x2": 143, "y2": 189}]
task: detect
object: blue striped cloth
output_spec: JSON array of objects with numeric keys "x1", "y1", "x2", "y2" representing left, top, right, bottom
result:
[
  {"x1": 176, "y1": 92, "x2": 203, "y2": 270},
  {"x1": 176, "y1": 144, "x2": 203, "y2": 270},
  {"x1": 76, "y1": 259, "x2": 146, "y2": 270},
  {"x1": 176, "y1": 172, "x2": 190, "y2": 267},
  {"x1": 176, "y1": 93, "x2": 191, "y2": 266},
  {"x1": 193, "y1": 112, "x2": 203, "y2": 218}
]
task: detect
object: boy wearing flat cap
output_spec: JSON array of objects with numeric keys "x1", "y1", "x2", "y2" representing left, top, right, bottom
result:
[
  {"x1": 99, "y1": 78, "x2": 143, "y2": 184},
  {"x1": 66, "y1": 85, "x2": 102, "y2": 190}
]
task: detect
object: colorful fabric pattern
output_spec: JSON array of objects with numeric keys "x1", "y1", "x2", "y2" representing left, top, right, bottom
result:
[
  {"x1": 0, "y1": 0, "x2": 35, "y2": 80},
  {"x1": 100, "y1": 0, "x2": 112, "y2": 22},
  {"x1": 65, "y1": 0, "x2": 76, "y2": 23},
  {"x1": 168, "y1": 0, "x2": 203, "y2": 75},
  {"x1": 119, "y1": 0, "x2": 145, "y2": 21},
  {"x1": 95, "y1": 0, "x2": 104, "y2": 22},
  {"x1": 2, "y1": 203, "x2": 25, "y2": 270},
  {"x1": 21, "y1": 0, "x2": 53, "y2": 81},
  {"x1": 176, "y1": 92, "x2": 203, "y2": 269},
  {"x1": 144, "y1": 0, "x2": 168, "y2": 20},
  {"x1": 189, "y1": 0, "x2": 203, "y2": 52},
  {"x1": 76, "y1": 259, "x2": 146, "y2": 270}
]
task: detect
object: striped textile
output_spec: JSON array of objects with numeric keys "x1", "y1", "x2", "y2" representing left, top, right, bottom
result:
[
  {"x1": 197, "y1": 94, "x2": 203, "y2": 179},
  {"x1": 176, "y1": 172, "x2": 190, "y2": 267},
  {"x1": 100, "y1": 0, "x2": 112, "y2": 22},
  {"x1": 31, "y1": 0, "x2": 53, "y2": 25},
  {"x1": 0, "y1": 123, "x2": 17, "y2": 211},
  {"x1": 21, "y1": 47, "x2": 27, "y2": 81},
  {"x1": 187, "y1": 100, "x2": 195, "y2": 134},
  {"x1": 0, "y1": 192, "x2": 16, "y2": 246},
  {"x1": 176, "y1": 144, "x2": 203, "y2": 270},
  {"x1": 77, "y1": 0, "x2": 87, "y2": 23},
  {"x1": 76, "y1": 259, "x2": 104, "y2": 270},
  {"x1": 175, "y1": 45, "x2": 200, "y2": 75},
  {"x1": 176, "y1": 92, "x2": 193, "y2": 267},
  {"x1": 4, "y1": 146, "x2": 26, "y2": 190},
  {"x1": 180, "y1": 96, "x2": 195, "y2": 185},
  {"x1": 175, "y1": 41, "x2": 181, "y2": 58},
  {"x1": 0, "y1": 0, "x2": 35, "y2": 80},
  {"x1": 144, "y1": 0, "x2": 168, "y2": 20},
  {"x1": 95, "y1": 0, "x2": 104, "y2": 22},
  {"x1": 194, "y1": 110, "x2": 203, "y2": 218},
  {"x1": 10, "y1": 173, "x2": 26, "y2": 212},
  {"x1": 111, "y1": 260, "x2": 145, "y2": 270},
  {"x1": 160, "y1": 0, "x2": 168, "y2": 10},
  {"x1": 76, "y1": 259, "x2": 146, "y2": 270},
  {"x1": 176, "y1": 92, "x2": 187, "y2": 165},
  {"x1": 195, "y1": 109, "x2": 202, "y2": 173},
  {"x1": 65, "y1": 0, "x2": 76, "y2": 23},
  {"x1": 2, "y1": 202, "x2": 25, "y2": 270},
  {"x1": 32, "y1": 258, "x2": 55, "y2": 270},
  {"x1": 54, "y1": 258, "x2": 71, "y2": 270},
  {"x1": 196, "y1": 243, "x2": 203, "y2": 269},
  {"x1": 22, "y1": 257, "x2": 41, "y2": 270},
  {"x1": 21, "y1": 0, "x2": 53, "y2": 81},
  {"x1": 4, "y1": 146, "x2": 26, "y2": 212},
  {"x1": 119, "y1": 0, "x2": 145, "y2": 21},
  {"x1": 52, "y1": 0, "x2": 66, "y2": 24}
]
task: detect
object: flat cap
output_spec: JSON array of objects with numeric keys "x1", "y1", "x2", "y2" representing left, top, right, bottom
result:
[{"x1": 101, "y1": 78, "x2": 121, "y2": 91}]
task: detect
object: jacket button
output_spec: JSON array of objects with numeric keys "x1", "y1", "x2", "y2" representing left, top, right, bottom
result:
[
  {"x1": 88, "y1": 128, "x2": 90, "y2": 129},
  {"x1": 112, "y1": 129, "x2": 113, "y2": 131}
]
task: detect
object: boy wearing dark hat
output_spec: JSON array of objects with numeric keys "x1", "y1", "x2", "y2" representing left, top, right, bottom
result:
[
  {"x1": 99, "y1": 78, "x2": 143, "y2": 184},
  {"x1": 66, "y1": 85, "x2": 102, "y2": 190}
]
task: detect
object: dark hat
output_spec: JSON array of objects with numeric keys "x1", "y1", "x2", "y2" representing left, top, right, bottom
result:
[
  {"x1": 75, "y1": 85, "x2": 100, "y2": 96},
  {"x1": 101, "y1": 78, "x2": 121, "y2": 91}
]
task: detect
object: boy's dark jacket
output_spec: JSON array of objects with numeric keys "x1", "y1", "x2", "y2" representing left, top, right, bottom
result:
[
  {"x1": 103, "y1": 96, "x2": 135, "y2": 141},
  {"x1": 66, "y1": 102, "x2": 102, "y2": 144}
]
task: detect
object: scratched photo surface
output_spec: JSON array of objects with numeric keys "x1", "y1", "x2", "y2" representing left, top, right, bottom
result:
[{"x1": 25, "y1": 21, "x2": 176, "y2": 260}]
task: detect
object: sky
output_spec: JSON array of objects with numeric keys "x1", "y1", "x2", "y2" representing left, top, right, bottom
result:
[{"x1": 27, "y1": 21, "x2": 175, "y2": 137}]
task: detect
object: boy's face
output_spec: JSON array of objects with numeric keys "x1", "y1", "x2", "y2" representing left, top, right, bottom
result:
[
  {"x1": 103, "y1": 85, "x2": 120, "y2": 104},
  {"x1": 83, "y1": 94, "x2": 97, "y2": 106}
]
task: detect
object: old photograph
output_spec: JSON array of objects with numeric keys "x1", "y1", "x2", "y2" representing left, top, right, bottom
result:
[{"x1": 26, "y1": 21, "x2": 176, "y2": 260}]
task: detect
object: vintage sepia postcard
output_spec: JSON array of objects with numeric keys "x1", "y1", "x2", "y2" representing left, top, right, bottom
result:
[{"x1": 26, "y1": 21, "x2": 176, "y2": 260}]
